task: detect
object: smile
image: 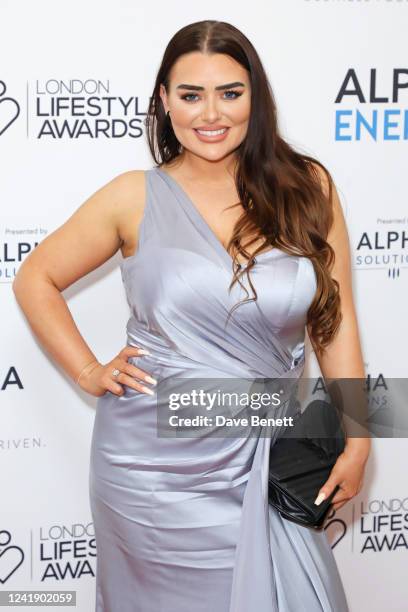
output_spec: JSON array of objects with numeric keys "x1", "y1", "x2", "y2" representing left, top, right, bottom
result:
[
  {"x1": 195, "y1": 128, "x2": 228, "y2": 136},
  {"x1": 193, "y1": 127, "x2": 230, "y2": 142}
]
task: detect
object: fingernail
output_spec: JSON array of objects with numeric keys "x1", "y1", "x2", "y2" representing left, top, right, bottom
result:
[
  {"x1": 145, "y1": 375, "x2": 157, "y2": 385},
  {"x1": 314, "y1": 492, "x2": 326, "y2": 506},
  {"x1": 138, "y1": 349, "x2": 150, "y2": 355},
  {"x1": 141, "y1": 385, "x2": 155, "y2": 395}
]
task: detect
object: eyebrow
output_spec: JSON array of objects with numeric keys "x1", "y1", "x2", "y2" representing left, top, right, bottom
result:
[{"x1": 176, "y1": 81, "x2": 245, "y2": 91}]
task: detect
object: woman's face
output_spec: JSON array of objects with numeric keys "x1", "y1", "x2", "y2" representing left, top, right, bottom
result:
[{"x1": 159, "y1": 52, "x2": 251, "y2": 163}]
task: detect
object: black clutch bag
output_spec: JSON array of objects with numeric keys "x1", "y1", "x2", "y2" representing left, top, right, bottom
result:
[{"x1": 268, "y1": 397, "x2": 346, "y2": 530}]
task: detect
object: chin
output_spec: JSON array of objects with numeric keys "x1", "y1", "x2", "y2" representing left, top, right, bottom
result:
[{"x1": 191, "y1": 145, "x2": 236, "y2": 162}]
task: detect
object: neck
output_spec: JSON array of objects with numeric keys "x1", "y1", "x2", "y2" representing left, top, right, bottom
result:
[{"x1": 167, "y1": 150, "x2": 239, "y2": 184}]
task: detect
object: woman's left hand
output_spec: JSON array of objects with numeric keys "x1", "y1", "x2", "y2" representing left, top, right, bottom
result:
[{"x1": 314, "y1": 446, "x2": 370, "y2": 512}]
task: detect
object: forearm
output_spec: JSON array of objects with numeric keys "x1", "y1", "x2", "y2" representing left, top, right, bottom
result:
[
  {"x1": 13, "y1": 269, "x2": 99, "y2": 384},
  {"x1": 310, "y1": 319, "x2": 371, "y2": 461},
  {"x1": 332, "y1": 378, "x2": 371, "y2": 460}
]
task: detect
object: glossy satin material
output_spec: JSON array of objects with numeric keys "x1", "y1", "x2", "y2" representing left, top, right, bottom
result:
[{"x1": 89, "y1": 167, "x2": 349, "y2": 611}]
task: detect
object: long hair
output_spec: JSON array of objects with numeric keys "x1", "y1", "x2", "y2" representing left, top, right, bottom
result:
[{"x1": 145, "y1": 20, "x2": 342, "y2": 356}]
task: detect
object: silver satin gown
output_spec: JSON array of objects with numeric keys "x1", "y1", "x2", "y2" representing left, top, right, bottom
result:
[{"x1": 89, "y1": 166, "x2": 349, "y2": 611}]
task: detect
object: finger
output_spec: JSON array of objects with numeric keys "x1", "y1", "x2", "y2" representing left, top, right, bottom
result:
[
  {"x1": 120, "y1": 345, "x2": 150, "y2": 359},
  {"x1": 121, "y1": 361, "x2": 157, "y2": 385},
  {"x1": 104, "y1": 378, "x2": 125, "y2": 396},
  {"x1": 115, "y1": 371, "x2": 155, "y2": 395},
  {"x1": 103, "y1": 364, "x2": 128, "y2": 396},
  {"x1": 332, "y1": 500, "x2": 347, "y2": 512},
  {"x1": 314, "y1": 477, "x2": 343, "y2": 506},
  {"x1": 330, "y1": 492, "x2": 350, "y2": 505}
]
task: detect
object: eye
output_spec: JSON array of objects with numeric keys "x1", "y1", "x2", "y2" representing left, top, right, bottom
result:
[
  {"x1": 223, "y1": 89, "x2": 243, "y2": 99},
  {"x1": 180, "y1": 93, "x2": 200, "y2": 102},
  {"x1": 180, "y1": 90, "x2": 243, "y2": 102}
]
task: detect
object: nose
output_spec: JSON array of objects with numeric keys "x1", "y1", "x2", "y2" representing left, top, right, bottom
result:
[{"x1": 200, "y1": 94, "x2": 221, "y2": 123}]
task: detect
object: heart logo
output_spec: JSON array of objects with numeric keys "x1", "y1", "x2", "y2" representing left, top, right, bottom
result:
[
  {"x1": 0, "y1": 81, "x2": 20, "y2": 136},
  {"x1": 325, "y1": 517, "x2": 347, "y2": 549},
  {"x1": 0, "y1": 530, "x2": 24, "y2": 584}
]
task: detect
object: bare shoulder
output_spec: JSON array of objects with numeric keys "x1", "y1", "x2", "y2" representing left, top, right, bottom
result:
[
  {"x1": 12, "y1": 168, "x2": 148, "y2": 292},
  {"x1": 308, "y1": 160, "x2": 343, "y2": 219},
  {"x1": 110, "y1": 168, "x2": 146, "y2": 203}
]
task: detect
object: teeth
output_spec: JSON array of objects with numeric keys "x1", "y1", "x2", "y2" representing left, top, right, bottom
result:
[{"x1": 196, "y1": 128, "x2": 227, "y2": 136}]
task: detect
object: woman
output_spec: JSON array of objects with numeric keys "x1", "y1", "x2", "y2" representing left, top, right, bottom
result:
[{"x1": 13, "y1": 20, "x2": 370, "y2": 612}]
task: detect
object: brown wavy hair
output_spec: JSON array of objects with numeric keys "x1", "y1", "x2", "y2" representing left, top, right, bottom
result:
[{"x1": 145, "y1": 20, "x2": 342, "y2": 356}]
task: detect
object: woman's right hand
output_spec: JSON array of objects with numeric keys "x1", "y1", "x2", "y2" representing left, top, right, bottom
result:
[{"x1": 77, "y1": 345, "x2": 157, "y2": 397}]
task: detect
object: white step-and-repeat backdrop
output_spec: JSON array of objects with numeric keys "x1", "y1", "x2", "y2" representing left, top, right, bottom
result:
[{"x1": 1, "y1": 1, "x2": 407, "y2": 610}]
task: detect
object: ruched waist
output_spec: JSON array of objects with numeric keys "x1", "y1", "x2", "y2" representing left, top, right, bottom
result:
[{"x1": 125, "y1": 316, "x2": 306, "y2": 382}]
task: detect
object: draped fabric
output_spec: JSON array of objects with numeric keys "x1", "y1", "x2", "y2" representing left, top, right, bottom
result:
[{"x1": 89, "y1": 167, "x2": 349, "y2": 611}]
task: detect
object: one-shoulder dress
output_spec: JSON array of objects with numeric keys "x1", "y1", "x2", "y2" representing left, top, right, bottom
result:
[{"x1": 89, "y1": 166, "x2": 349, "y2": 611}]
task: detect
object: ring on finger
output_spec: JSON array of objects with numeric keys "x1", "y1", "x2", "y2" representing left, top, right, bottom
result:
[{"x1": 112, "y1": 368, "x2": 121, "y2": 378}]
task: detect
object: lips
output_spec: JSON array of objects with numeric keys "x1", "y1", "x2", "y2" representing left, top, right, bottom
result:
[
  {"x1": 192, "y1": 126, "x2": 231, "y2": 145},
  {"x1": 194, "y1": 125, "x2": 229, "y2": 130},
  {"x1": 194, "y1": 127, "x2": 229, "y2": 136}
]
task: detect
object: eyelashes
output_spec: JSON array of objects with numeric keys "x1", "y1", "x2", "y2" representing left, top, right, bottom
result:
[{"x1": 180, "y1": 90, "x2": 243, "y2": 102}]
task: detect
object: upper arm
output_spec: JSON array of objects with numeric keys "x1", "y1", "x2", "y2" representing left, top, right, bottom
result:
[
  {"x1": 13, "y1": 170, "x2": 145, "y2": 292},
  {"x1": 307, "y1": 163, "x2": 364, "y2": 377},
  {"x1": 318, "y1": 166, "x2": 354, "y2": 314}
]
